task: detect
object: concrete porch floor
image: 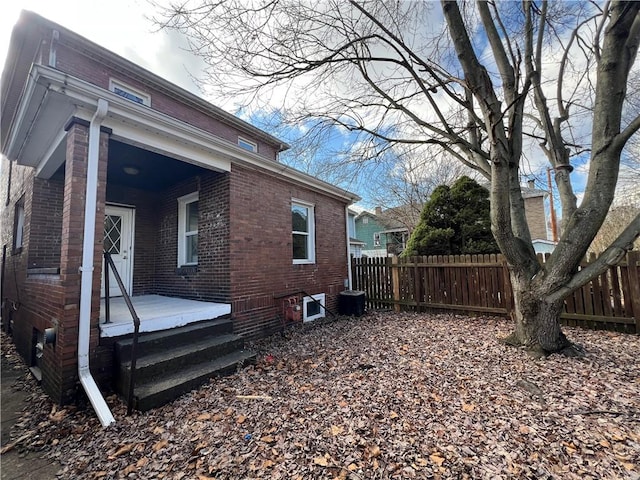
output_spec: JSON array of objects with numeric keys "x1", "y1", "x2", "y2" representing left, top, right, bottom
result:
[{"x1": 99, "y1": 295, "x2": 231, "y2": 338}]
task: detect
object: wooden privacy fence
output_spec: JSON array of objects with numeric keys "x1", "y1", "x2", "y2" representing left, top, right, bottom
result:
[{"x1": 351, "y1": 251, "x2": 640, "y2": 333}]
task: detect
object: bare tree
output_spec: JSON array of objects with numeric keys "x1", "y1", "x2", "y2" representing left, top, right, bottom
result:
[
  {"x1": 590, "y1": 204, "x2": 640, "y2": 254},
  {"x1": 154, "y1": 1, "x2": 640, "y2": 356},
  {"x1": 368, "y1": 145, "x2": 477, "y2": 232}
]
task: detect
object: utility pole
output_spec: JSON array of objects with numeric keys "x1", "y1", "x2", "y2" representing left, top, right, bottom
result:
[{"x1": 547, "y1": 167, "x2": 559, "y2": 242}]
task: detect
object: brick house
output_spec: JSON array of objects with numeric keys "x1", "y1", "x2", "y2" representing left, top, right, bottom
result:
[
  {"x1": 0, "y1": 11, "x2": 358, "y2": 423},
  {"x1": 522, "y1": 186, "x2": 549, "y2": 240},
  {"x1": 521, "y1": 181, "x2": 554, "y2": 253}
]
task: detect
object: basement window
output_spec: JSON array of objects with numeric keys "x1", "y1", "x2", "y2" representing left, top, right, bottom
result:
[
  {"x1": 303, "y1": 293, "x2": 326, "y2": 322},
  {"x1": 109, "y1": 79, "x2": 151, "y2": 106}
]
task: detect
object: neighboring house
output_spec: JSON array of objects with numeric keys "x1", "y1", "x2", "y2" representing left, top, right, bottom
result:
[
  {"x1": 522, "y1": 182, "x2": 550, "y2": 242},
  {"x1": 532, "y1": 239, "x2": 557, "y2": 255},
  {"x1": 347, "y1": 209, "x2": 366, "y2": 258},
  {"x1": 354, "y1": 207, "x2": 410, "y2": 257},
  {"x1": 522, "y1": 181, "x2": 556, "y2": 254},
  {"x1": 355, "y1": 181, "x2": 552, "y2": 257},
  {"x1": 0, "y1": 11, "x2": 359, "y2": 419}
]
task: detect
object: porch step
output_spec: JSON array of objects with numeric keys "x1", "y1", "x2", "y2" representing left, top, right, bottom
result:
[
  {"x1": 116, "y1": 333, "x2": 245, "y2": 394},
  {"x1": 133, "y1": 350, "x2": 256, "y2": 411},
  {"x1": 114, "y1": 317, "x2": 233, "y2": 361},
  {"x1": 113, "y1": 318, "x2": 254, "y2": 411}
]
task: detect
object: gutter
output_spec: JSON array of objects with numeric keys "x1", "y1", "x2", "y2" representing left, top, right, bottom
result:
[
  {"x1": 78, "y1": 98, "x2": 115, "y2": 427},
  {"x1": 345, "y1": 206, "x2": 353, "y2": 290},
  {"x1": 23, "y1": 65, "x2": 362, "y2": 205}
]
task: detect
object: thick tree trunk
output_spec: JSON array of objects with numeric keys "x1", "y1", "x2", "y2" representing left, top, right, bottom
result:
[{"x1": 501, "y1": 271, "x2": 584, "y2": 358}]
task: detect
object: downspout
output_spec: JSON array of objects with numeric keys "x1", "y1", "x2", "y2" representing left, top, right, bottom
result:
[
  {"x1": 345, "y1": 205, "x2": 353, "y2": 290},
  {"x1": 78, "y1": 98, "x2": 115, "y2": 427}
]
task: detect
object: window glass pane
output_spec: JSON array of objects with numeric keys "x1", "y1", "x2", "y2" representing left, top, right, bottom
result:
[
  {"x1": 187, "y1": 201, "x2": 199, "y2": 232},
  {"x1": 238, "y1": 138, "x2": 257, "y2": 152},
  {"x1": 292, "y1": 205, "x2": 308, "y2": 232},
  {"x1": 306, "y1": 300, "x2": 321, "y2": 317},
  {"x1": 113, "y1": 86, "x2": 145, "y2": 105},
  {"x1": 186, "y1": 233, "x2": 198, "y2": 264},
  {"x1": 104, "y1": 215, "x2": 122, "y2": 254},
  {"x1": 293, "y1": 233, "x2": 308, "y2": 259},
  {"x1": 15, "y1": 204, "x2": 25, "y2": 248}
]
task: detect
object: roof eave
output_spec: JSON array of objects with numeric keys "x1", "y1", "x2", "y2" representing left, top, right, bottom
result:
[{"x1": 13, "y1": 10, "x2": 289, "y2": 152}]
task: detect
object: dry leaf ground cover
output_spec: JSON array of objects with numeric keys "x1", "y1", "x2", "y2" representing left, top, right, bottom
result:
[{"x1": 3, "y1": 312, "x2": 640, "y2": 479}]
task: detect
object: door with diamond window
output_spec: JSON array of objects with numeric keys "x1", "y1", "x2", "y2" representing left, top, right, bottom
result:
[{"x1": 101, "y1": 205, "x2": 134, "y2": 298}]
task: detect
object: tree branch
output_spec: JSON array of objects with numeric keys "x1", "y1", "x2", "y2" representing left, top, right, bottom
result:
[{"x1": 548, "y1": 211, "x2": 640, "y2": 303}]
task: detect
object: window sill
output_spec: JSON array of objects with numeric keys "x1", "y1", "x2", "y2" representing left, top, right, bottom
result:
[
  {"x1": 293, "y1": 260, "x2": 315, "y2": 265},
  {"x1": 175, "y1": 266, "x2": 198, "y2": 276},
  {"x1": 27, "y1": 267, "x2": 60, "y2": 275}
]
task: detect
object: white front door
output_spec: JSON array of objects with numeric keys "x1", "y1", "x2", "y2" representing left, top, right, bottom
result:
[{"x1": 101, "y1": 205, "x2": 134, "y2": 298}]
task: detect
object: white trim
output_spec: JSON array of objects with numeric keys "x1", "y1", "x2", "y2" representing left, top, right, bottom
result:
[
  {"x1": 380, "y1": 228, "x2": 409, "y2": 234},
  {"x1": 14, "y1": 201, "x2": 25, "y2": 249},
  {"x1": 292, "y1": 199, "x2": 315, "y2": 264},
  {"x1": 16, "y1": 66, "x2": 358, "y2": 202},
  {"x1": 345, "y1": 205, "x2": 352, "y2": 289},
  {"x1": 303, "y1": 293, "x2": 326, "y2": 322},
  {"x1": 178, "y1": 192, "x2": 199, "y2": 267},
  {"x1": 103, "y1": 204, "x2": 135, "y2": 297}
]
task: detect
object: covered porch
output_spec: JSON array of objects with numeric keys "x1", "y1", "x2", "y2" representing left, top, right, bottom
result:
[{"x1": 99, "y1": 294, "x2": 231, "y2": 338}]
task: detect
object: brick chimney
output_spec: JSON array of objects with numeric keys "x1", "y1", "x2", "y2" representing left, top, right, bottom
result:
[{"x1": 375, "y1": 206, "x2": 382, "y2": 216}]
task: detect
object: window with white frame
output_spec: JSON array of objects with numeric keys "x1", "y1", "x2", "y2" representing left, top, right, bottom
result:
[
  {"x1": 373, "y1": 232, "x2": 381, "y2": 247},
  {"x1": 109, "y1": 79, "x2": 151, "y2": 106},
  {"x1": 303, "y1": 293, "x2": 326, "y2": 322},
  {"x1": 13, "y1": 199, "x2": 25, "y2": 251},
  {"x1": 238, "y1": 137, "x2": 257, "y2": 152},
  {"x1": 292, "y1": 200, "x2": 315, "y2": 264},
  {"x1": 177, "y1": 192, "x2": 199, "y2": 266}
]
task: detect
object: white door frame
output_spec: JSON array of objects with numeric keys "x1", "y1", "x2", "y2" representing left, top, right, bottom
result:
[{"x1": 101, "y1": 204, "x2": 135, "y2": 298}]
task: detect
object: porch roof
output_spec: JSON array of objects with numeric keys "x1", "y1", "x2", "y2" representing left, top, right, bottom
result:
[{"x1": 4, "y1": 63, "x2": 359, "y2": 204}]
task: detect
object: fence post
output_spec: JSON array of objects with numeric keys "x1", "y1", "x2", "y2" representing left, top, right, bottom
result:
[
  {"x1": 627, "y1": 251, "x2": 640, "y2": 332},
  {"x1": 392, "y1": 255, "x2": 401, "y2": 312}
]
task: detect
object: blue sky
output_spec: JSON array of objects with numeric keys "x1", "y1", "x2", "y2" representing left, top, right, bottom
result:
[{"x1": 0, "y1": 1, "x2": 622, "y2": 214}]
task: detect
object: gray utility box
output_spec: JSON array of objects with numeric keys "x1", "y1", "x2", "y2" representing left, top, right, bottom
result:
[{"x1": 338, "y1": 290, "x2": 366, "y2": 317}]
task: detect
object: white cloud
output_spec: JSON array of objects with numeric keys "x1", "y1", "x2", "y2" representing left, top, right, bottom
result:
[{"x1": 0, "y1": 0, "x2": 203, "y2": 96}]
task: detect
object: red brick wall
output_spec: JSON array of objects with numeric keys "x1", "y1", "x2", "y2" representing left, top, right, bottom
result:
[
  {"x1": 51, "y1": 123, "x2": 109, "y2": 403},
  {"x1": 0, "y1": 122, "x2": 109, "y2": 404},
  {"x1": 229, "y1": 165, "x2": 349, "y2": 338},
  {"x1": 52, "y1": 39, "x2": 279, "y2": 161},
  {"x1": 153, "y1": 172, "x2": 231, "y2": 302},
  {"x1": 27, "y1": 173, "x2": 65, "y2": 269}
]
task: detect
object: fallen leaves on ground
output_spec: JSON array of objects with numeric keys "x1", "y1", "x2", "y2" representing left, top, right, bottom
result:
[{"x1": 3, "y1": 312, "x2": 640, "y2": 479}]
